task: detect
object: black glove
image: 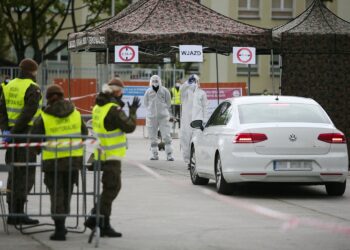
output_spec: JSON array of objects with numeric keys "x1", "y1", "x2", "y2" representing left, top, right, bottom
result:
[{"x1": 128, "y1": 96, "x2": 141, "y2": 111}]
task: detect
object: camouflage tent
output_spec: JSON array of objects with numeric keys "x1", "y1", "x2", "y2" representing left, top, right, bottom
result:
[
  {"x1": 273, "y1": 0, "x2": 350, "y2": 53},
  {"x1": 68, "y1": 0, "x2": 272, "y2": 58},
  {"x1": 273, "y1": 0, "x2": 350, "y2": 163}
]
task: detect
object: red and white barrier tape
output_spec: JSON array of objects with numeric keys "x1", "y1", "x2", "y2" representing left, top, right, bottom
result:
[
  {"x1": 0, "y1": 139, "x2": 98, "y2": 149},
  {"x1": 65, "y1": 93, "x2": 97, "y2": 101}
]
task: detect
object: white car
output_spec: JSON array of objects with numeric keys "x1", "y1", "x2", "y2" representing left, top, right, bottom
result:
[{"x1": 190, "y1": 96, "x2": 348, "y2": 196}]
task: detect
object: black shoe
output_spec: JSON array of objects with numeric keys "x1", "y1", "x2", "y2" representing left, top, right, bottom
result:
[
  {"x1": 84, "y1": 216, "x2": 96, "y2": 230},
  {"x1": 7, "y1": 216, "x2": 18, "y2": 225},
  {"x1": 50, "y1": 231, "x2": 66, "y2": 241},
  {"x1": 101, "y1": 225, "x2": 122, "y2": 238},
  {"x1": 18, "y1": 216, "x2": 39, "y2": 225},
  {"x1": 50, "y1": 219, "x2": 66, "y2": 241},
  {"x1": 101, "y1": 216, "x2": 122, "y2": 237}
]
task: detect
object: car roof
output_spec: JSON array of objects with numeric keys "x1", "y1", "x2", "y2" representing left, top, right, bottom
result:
[{"x1": 228, "y1": 95, "x2": 319, "y2": 105}]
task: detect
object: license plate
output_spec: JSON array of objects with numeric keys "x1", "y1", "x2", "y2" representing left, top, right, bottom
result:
[{"x1": 273, "y1": 160, "x2": 313, "y2": 171}]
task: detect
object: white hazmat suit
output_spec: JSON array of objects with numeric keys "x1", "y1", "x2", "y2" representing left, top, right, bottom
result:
[
  {"x1": 144, "y1": 75, "x2": 174, "y2": 161},
  {"x1": 180, "y1": 74, "x2": 208, "y2": 166}
]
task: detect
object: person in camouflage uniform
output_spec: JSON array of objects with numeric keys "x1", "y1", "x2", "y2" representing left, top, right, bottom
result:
[
  {"x1": 85, "y1": 78, "x2": 140, "y2": 237},
  {"x1": 30, "y1": 84, "x2": 88, "y2": 241},
  {"x1": 0, "y1": 59, "x2": 41, "y2": 225}
]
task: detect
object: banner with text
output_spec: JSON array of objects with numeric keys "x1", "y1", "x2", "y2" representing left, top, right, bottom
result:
[{"x1": 201, "y1": 82, "x2": 247, "y2": 117}]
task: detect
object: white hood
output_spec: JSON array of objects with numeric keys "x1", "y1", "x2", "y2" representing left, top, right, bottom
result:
[{"x1": 149, "y1": 75, "x2": 162, "y2": 87}]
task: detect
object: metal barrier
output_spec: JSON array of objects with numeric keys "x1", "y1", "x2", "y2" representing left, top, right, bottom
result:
[
  {"x1": 0, "y1": 66, "x2": 185, "y2": 89},
  {"x1": 0, "y1": 133, "x2": 102, "y2": 247}
]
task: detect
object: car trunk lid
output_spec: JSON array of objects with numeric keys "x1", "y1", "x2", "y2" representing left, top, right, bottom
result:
[{"x1": 246, "y1": 124, "x2": 334, "y2": 155}]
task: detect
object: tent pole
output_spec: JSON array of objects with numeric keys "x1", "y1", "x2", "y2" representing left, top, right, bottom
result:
[
  {"x1": 279, "y1": 55, "x2": 282, "y2": 95},
  {"x1": 107, "y1": 47, "x2": 109, "y2": 82},
  {"x1": 68, "y1": 50, "x2": 71, "y2": 101},
  {"x1": 271, "y1": 49, "x2": 275, "y2": 95},
  {"x1": 248, "y1": 64, "x2": 251, "y2": 96},
  {"x1": 173, "y1": 63, "x2": 176, "y2": 88},
  {"x1": 110, "y1": 0, "x2": 115, "y2": 79},
  {"x1": 216, "y1": 52, "x2": 219, "y2": 105}
]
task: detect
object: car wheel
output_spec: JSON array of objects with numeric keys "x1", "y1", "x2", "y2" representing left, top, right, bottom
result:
[
  {"x1": 325, "y1": 181, "x2": 346, "y2": 196},
  {"x1": 190, "y1": 146, "x2": 209, "y2": 185},
  {"x1": 215, "y1": 154, "x2": 233, "y2": 195}
]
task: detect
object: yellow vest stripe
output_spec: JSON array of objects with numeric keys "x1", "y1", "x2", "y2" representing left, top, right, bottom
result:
[
  {"x1": 95, "y1": 131, "x2": 124, "y2": 138},
  {"x1": 101, "y1": 143, "x2": 127, "y2": 151},
  {"x1": 44, "y1": 145, "x2": 84, "y2": 152},
  {"x1": 41, "y1": 109, "x2": 83, "y2": 160}
]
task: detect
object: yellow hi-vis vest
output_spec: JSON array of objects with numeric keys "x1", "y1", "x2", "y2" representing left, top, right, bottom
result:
[
  {"x1": 3, "y1": 78, "x2": 42, "y2": 127},
  {"x1": 171, "y1": 87, "x2": 181, "y2": 105},
  {"x1": 92, "y1": 103, "x2": 126, "y2": 161},
  {"x1": 41, "y1": 109, "x2": 83, "y2": 160}
]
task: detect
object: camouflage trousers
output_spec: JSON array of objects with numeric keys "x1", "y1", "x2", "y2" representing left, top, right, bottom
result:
[
  {"x1": 44, "y1": 170, "x2": 78, "y2": 219},
  {"x1": 100, "y1": 160, "x2": 122, "y2": 217},
  {"x1": 6, "y1": 147, "x2": 36, "y2": 207}
]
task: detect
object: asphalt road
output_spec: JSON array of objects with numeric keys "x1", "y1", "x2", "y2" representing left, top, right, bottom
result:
[{"x1": 0, "y1": 127, "x2": 350, "y2": 250}]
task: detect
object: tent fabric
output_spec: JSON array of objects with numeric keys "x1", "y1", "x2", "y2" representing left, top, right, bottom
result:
[
  {"x1": 273, "y1": 0, "x2": 350, "y2": 54},
  {"x1": 281, "y1": 54, "x2": 350, "y2": 157},
  {"x1": 68, "y1": 0, "x2": 272, "y2": 55}
]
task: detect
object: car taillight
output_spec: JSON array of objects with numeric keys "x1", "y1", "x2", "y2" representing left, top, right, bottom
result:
[
  {"x1": 318, "y1": 133, "x2": 346, "y2": 144},
  {"x1": 233, "y1": 133, "x2": 268, "y2": 143}
]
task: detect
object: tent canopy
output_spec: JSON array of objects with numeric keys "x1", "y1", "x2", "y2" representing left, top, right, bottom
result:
[
  {"x1": 273, "y1": 0, "x2": 350, "y2": 54},
  {"x1": 68, "y1": 0, "x2": 272, "y2": 56}
]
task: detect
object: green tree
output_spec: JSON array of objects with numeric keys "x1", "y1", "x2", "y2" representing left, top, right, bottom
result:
[{"x1": 0, "y1": 0, "x2": 131, "y2": 66}]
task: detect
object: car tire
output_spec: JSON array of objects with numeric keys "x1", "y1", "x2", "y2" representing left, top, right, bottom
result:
[
  {"x1": 215, "y1": 154, "x2": 233, "y2": 195},
  {"x1": 190, "y1": 146, "x2": 209, "y2": 185},
  {"x1": 325, "y1": 181, "x2": 346, "y2": 196}
]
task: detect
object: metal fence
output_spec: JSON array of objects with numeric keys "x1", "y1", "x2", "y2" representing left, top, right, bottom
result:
[
  {"x1": 0, "y1": 66, "x2": 185, "y2": 90},
  {"x1": 0, "y1": 133, "x2": 102, "y2": 247}
]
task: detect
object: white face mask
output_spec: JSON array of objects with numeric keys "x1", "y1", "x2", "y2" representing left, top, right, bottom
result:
[{"x1": 175, "y1": 83, "x2": 180, "y2": 87}]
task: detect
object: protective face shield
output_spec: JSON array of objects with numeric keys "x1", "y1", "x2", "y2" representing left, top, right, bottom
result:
[
  {"x1": 188, "y1": 74, "x2": 199, "y2": 85},
  {"x1": 150, "y1": 75, "x2": 161, "y2": 87}
]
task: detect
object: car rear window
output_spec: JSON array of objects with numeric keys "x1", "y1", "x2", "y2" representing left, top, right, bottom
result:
[{"x1": 238, "y1": 103, "x2": 331, "y2": 124}]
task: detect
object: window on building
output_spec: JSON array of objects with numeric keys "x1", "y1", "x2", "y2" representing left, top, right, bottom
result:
[
  {"x1": 47, "y1": 40, "x2": 68, "y2": 62},
  {"x1": 272, "y1": 0, "x2": 294, "y2": 19},
  {"x1": 238, "y1": 0, "x2": 260, "y2": 19},
  {"x1": 270, "y1": 55, "x2": 281, "y2": 76},
  {"x1": 236, "y1": 57, "x2": 259, "y2": 76}
]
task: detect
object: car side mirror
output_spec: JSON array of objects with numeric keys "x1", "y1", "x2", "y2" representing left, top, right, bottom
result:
[{"x1": 190, "y1": 120, "x2": 204, "y2": 131}]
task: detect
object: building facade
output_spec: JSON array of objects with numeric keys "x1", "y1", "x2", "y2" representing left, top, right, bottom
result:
[
  {"x1": 3, "y1": 0, "x2": 349, "y2": 92},
  {"x1": 200, "y1": 0, "x2": 350, "y2": 94}
]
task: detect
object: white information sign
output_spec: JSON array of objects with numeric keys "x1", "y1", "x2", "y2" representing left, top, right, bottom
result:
[
  {"x1": 233, "y1": 47, "x2": 256, "y2": 64},
  {"x1": 122, "y1": 85, "x2": 148, "y2": 119},
  {"x1": 179, "y1": 45, "x2": 203, "y2": 62},
  {"x1": 115, "y1": 45, "x2": 139, "y2": 63}
]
